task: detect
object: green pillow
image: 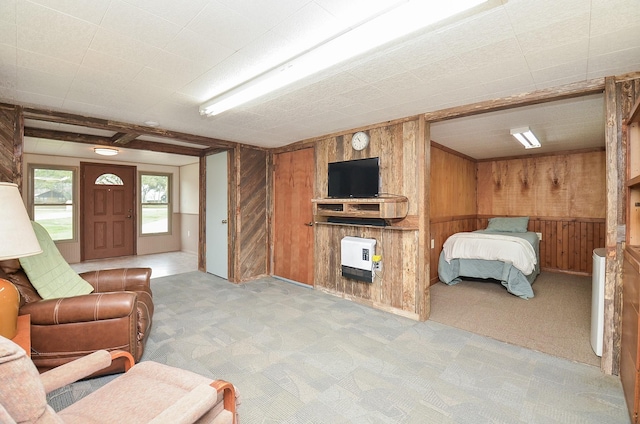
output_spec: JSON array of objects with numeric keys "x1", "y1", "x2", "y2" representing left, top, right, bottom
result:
[
  {"x1": 485, "y1": 216, "x2": 529, "y2": 233},
  {"x1": 19, "y1": 222, "x2": 94, "y2": 300}
]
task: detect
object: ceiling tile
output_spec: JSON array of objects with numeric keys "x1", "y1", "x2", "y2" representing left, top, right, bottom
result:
[
  {"x1": 24, "y1": 0, "x2": 109, "y2": 24},
  {"x1": 456, "y1": 37, "x2": 523, "y2": 70},
  {"x1": 17, "y1": 48, "x2": 78, "y2": 77},
  {"x1": 100, "y1": 0, "x2": 182, "y2": 49},
  {"x1": 315, "y1": 0, "x2": 400, "y2": 25},
  {"x1": 0, "y1": 0, "x2": 16, "y2": 24},
  {"x1": 89, "y1": 28, "x2": 161, "y2": 66},
  {"x1": 525, "y1": 40, "x2": 589, "y2": 71},
  {"x1": 16, "y1": 1, "x2": 96, "y2": 63},
  {"x1": 589, "y1": 25, "x2": 640, "y2": 57},
  {"x1": 590, "y1": 0, "x2": 640, "y2": 37},
  {"x1": 272, "y1": 1, "x2": 341, "y2": 47},
  {"x1": 516, "y1": 14, "x2": 590, "y2": 55},
  {"x1": 504, "y1": 0, "x2": 590, "y2": 34},
  {"x1": 187, "y1": 2, "x2": 268, "y2": 51},
  {"x1": 162, "y1": 28, "x2": 235, "y2": 69},
  {"x1": 438, "y1": 7, "x2": 514, "y2": 55},
  {"x1": 531, "y1": 59, "x2": 588, "y2": 86},
  {"x1": 80, "y1": 49, "x2": 144, "y2": 79},
  {"x1": 121, "y1": 0, "x2": 209, "y2": 27},
  {"x1": 216, "y1": 0, "x2": 309, "y2": 30},
  {"x1": 0, "y1": 21, "x2": 17, "y2": 48},
  {"x1": 587, "y1": 47, "x2": 640, "y2": 78}
]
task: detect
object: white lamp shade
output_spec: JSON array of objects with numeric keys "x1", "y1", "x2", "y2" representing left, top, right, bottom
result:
[{"x1": 0, "y1": 182, "x2": 42, "y2": 260}]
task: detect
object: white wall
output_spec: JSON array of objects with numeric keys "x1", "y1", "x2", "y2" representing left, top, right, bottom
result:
[
  {"x1": 23, "y1": 153, "x2": 184, "y2": 263},
  {"x1": 179, "y1": 162, "x2": 199, "y2": 254}
]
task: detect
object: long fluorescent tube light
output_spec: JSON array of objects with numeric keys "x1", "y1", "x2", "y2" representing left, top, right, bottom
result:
[
  {"x1": 200, "y1": 0, "x2": 489, "y2": 116},
  {"x1": 511, "y1": 127, "x2": 541, "y2": 149}
]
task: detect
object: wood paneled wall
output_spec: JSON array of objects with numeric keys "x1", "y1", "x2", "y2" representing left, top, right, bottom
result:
[
  {"x1": 478, "y1": 217, "x2": 604, "y2": 274},
  {"x1": 235, "y1": 147, "x2": 269, "y2": 281},
  {"x1": 314, "y1": 120, "x2": 422, "y2": 317},
  {"x1": 477, "y1": 151, "x2": 606, "y2": 218},
  {"x1": 315, "y1": 121, "x2": 420, "y2": 217},
  {"x1": 429, "y1": 146, "x2": 607, "y2": 284},
  {"x1": 429, "y1": 144, "x2": 477, "y2": 283},
  {"x1": 430, "y1": 144, "x2": 476, "y2": 219},
  {"x1": 0, "y1": 105, "x2": 22, "y2": 185},
  {"x1": 315, "y1": 224, "x2": 419, "y2": 319}
]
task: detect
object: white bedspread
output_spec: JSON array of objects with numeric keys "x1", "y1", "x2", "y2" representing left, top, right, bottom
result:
[{"x1": 442, "y1": 232, "x2": 537, "y2": 275}]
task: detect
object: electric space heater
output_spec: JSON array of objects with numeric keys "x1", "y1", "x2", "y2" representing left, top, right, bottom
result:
[{"x1": 341, "y1": 236, "x2": 376, "y2": 283}]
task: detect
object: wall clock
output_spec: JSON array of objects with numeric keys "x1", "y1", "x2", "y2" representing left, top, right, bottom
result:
[{"x1": 351, "y1": 131, "x2": 370, "y2": 151}]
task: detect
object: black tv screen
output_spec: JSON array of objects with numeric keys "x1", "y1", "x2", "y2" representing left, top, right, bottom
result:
[{"x1": 328, "y1": 157, "x2": 379, "y2": 198}]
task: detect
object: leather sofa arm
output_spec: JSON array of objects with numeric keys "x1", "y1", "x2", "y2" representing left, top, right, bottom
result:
[
  {"x1": 80, "y1": 268, "x2": 152, "y2": 294},
  {"x1": 20, "y1": 292, "x2": 137, "y2": 325}
]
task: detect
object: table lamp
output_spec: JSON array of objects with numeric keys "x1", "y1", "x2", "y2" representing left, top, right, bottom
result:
[{"x1": 0, "y1": 182, "x2": 42, "y2": 338}]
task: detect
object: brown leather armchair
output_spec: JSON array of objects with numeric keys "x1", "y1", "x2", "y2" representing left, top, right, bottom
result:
[{"x1": 0, "y1": 259, "x2": 153, "y2": 375}]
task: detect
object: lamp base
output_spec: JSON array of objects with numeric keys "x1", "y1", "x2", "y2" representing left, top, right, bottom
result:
[{"x1": 0, "y1": 278, "x2": 20, "y2": 339}]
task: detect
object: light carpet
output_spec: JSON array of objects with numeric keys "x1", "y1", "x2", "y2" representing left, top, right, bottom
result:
[
  {"x1": 47, "y1": 271, "x2": 628, "y2": 423},
  {"x1": 429, "y1": 272, "x2": 600, "y2": 367}
]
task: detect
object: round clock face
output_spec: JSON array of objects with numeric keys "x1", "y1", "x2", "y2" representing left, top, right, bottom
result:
[{"x1": 352, "y1": 131, "x2": 369, "y2": 151}]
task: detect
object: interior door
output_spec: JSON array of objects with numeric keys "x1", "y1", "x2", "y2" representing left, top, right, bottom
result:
[
  {"x1": 206, "y1": 152, "x2": 228, "y2": 279},
  {"x1": 81, "y1": 163, "x2": 136, "y2": 261},
  {"x1": 273, "y1": 148, "x2": 315, "y2": 286}
]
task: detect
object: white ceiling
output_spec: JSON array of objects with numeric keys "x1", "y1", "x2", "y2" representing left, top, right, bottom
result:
[{"x1": 2, "y1": 0, "x2": 640, "y2": 163}]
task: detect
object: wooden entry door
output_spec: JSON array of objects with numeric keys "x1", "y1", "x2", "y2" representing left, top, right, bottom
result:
[
  {"x1": 273, "y1": 148, "x2": 315, "y2": 286},
  {"x1": 81, "y1": 163, "x2": 136, "y2": 261}
]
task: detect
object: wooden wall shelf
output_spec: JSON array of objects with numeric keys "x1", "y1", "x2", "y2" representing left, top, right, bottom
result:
[{"x1": 312, "y1": 196, "x2": 408, "y2": 219}]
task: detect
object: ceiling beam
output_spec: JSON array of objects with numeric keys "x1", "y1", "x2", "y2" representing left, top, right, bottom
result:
[
  {"x1": 24, "y1": 127, "x2": 204, "y2": 156},
  {"x1": 15, "y1": 105, "x2": 240, "y2": 149},
  {"x1": 423, "y1": 78, "x2": 606, "y2": 123},
  {"x1": 111, "y1": 132, "x2": 140, "y2": 145}
]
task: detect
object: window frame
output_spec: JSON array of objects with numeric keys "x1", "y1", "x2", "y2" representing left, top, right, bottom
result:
[
  {"x1": 28, "y1": 164, "x2": 78, "y2": 243},
  {"x1": 139, "y1": 172, "x2": 172, "y2": 236}
]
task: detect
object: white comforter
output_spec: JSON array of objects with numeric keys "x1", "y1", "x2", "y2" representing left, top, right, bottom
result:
[{"x1": 442, "y1": 232, "x2": 537, "y2": 275}]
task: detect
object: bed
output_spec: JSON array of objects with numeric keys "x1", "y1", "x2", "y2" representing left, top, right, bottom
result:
[{"x1": 437, "y1": 217, "x2": 540, "y2": 299}]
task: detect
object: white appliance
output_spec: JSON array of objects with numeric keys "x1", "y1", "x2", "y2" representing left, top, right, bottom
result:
[
  {"x1": 341, "y1": 236, "x2": 376, "y2": 283},
  {"x1": 591, "y1": 248, "x2": 606, "y2": 357}
]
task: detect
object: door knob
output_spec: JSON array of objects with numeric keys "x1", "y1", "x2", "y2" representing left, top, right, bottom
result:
[
  {"x1": 305, "y1": 221, "x2": 314, "y2": 227},
  {"x1": 221, "y1": 219, "x2": 228, "y2": 224}
]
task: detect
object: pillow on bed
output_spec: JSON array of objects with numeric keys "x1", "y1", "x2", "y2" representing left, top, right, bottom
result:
[{"x1": 485, "y1": 216, "x2": 529, "y2": 233}]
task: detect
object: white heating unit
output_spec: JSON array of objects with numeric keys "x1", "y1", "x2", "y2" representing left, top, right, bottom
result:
[{"x1": 341, "y1": 236, "x2": 376, "y2": 283}]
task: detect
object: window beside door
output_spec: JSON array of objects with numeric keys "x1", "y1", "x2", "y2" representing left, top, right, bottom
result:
[
  {"x1": 140, "y1": 173, "x2": 171, "y2": 235},
  {"x1": 28, "y1": 165, "x2": 77, "y2": 242}
]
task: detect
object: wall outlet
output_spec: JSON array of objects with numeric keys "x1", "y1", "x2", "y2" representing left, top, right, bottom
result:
[
  {"x1": 536, "y1": 232, "x2": 542, "y2": 241},
  {"x1": 374, "y1": 261, "x2": 382, "y2": 271},
  {"x1": 431, "y1": 239, "x2": 434, "y2": 249}
]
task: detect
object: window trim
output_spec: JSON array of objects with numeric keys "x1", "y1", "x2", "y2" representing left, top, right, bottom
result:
[
  {"x1": 28, "y1": 164, "x2": 79, "y2": 243},
  {"x1": 139, "y1": 172, "x2": 172, "y2": 236}
]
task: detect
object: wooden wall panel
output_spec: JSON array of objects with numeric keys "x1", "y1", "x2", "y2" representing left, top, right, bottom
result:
[
  {"x1": 0, "y1": 105, "x2": 21, "y2": 184},
  {"x1": 314, "y1": 120, "x2": 421, "y2": 318},
  {"x1": 430, "y1": 217, "x2": 477, "y2": 284},
  {"x1": 477, "y1": 217, "x2": 605, "y2": 275},
  {"x1": 315, "y1": 223, "x2": 419, "y2": 319},
  {"x1": 429, "y1": 144, "x2": 477, "y2": 283},
  {"x1": 430, "y1": 145, "x2": 476, "y2": 218},
  {"x1": 477, "y1": 151, "x2": 606, "y2": 218},
  {"x1": 236, "y1": 147, "x2": 269, "y2": 281}
]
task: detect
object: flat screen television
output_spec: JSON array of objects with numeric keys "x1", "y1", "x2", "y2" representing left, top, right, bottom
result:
[{"x1": 328, "y1": 157, "x2": 379, "y2": 198}]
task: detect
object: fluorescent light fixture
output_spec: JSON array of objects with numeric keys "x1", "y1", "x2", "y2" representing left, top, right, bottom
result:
[
  {"x1": 94, "y1": 147, "x2": 119, "y2": 156},
  {"x1": 200, "y1": 0, "x2": 489, "y2": 116},
  {"x1": 511, "y1": 127, "x2": 541, "y2": 149}
]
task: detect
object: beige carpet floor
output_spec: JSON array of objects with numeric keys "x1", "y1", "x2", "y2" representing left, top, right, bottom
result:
[{"x1": 429, "y1": 271, "x2": 600, "y2": 367}]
